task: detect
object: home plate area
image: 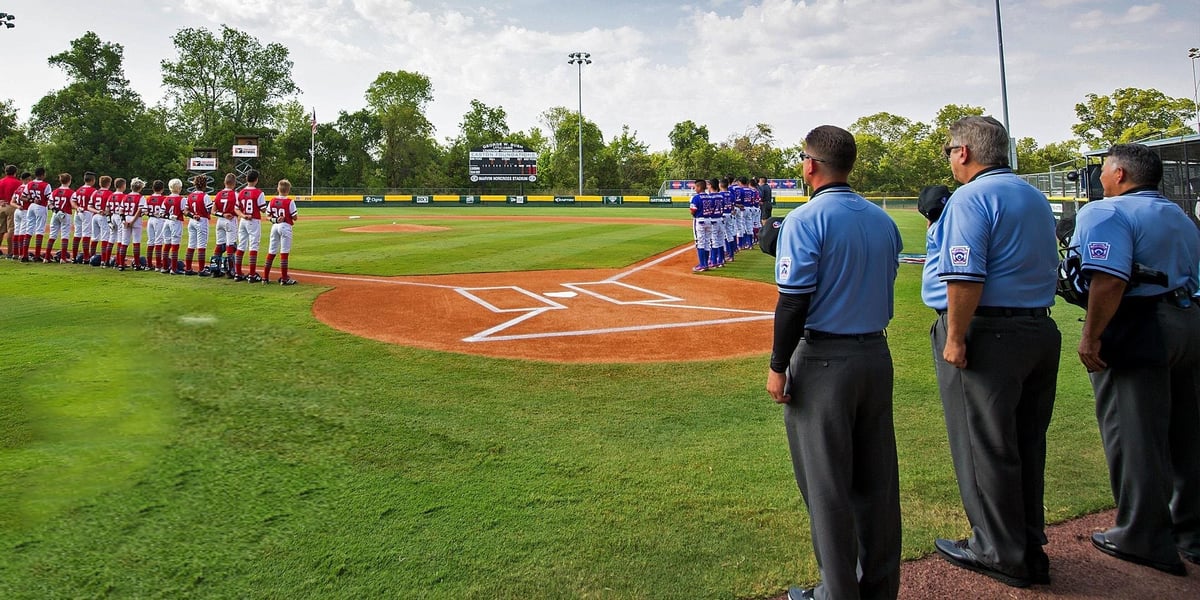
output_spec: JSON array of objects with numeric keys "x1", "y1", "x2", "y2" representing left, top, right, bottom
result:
[{"x1": 307, "y1": 244, "x2": 777, "y2": 363}]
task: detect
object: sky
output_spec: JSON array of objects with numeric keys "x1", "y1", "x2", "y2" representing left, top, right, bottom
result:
[{"x1": 4, "y1": 0, "x2": 1199, "y2": 153}]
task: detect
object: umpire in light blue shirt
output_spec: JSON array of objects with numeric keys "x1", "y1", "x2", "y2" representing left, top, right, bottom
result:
[
  {"x1": 766, "y1": 125, "x2": 903, "y2": 600},
  {"x1": 1072, "y1": 144, "x2": 1200, "y2": 575},
  {"x1": 923, "y1": 116, "x2": 1061, "y2": 589}
]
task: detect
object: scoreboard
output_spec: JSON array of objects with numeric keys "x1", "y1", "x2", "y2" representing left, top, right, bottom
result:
[{"x1": 469, "y1": 142, "x2": 538, "y2": 182}]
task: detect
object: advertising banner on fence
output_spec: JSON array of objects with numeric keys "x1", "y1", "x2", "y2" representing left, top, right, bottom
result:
[{"x1": 363, "y1": 195, "x2": 385, "y2": 204}]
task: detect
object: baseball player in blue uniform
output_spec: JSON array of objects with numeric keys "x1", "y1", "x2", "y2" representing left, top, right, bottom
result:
[
  {"x1": 925, "y1": 116, "x2": 1060, "y2": 588},
  {"x1": 688, "y1": 179, "x2": 712, "y2": 272},
  {"x1": 1070, "y1": 143, "x2": 1200, "y2": 575},
  {"x1": 767, "y1": 125, "x2": 902, "y2": 600}
]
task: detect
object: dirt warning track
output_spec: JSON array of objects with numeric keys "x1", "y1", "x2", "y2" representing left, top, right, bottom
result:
[{"x1": 304, "y1": 243, "x2": 776, "y2": 363}]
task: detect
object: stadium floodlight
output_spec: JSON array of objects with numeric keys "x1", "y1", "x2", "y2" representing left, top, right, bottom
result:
[
  {"x1": 0, "y1": 13, "x2": 14, "y2": 29},
  {"x1": 568, "y1": 51, "x2": 592, "y2": 196},
  {"x1": 1190, "y1": 48, "x2": 1200, "y2": 134}
]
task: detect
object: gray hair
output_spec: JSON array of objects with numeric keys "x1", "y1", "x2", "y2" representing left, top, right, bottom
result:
[
  {"x1": 949, "y1": 116, "x2": 1009, "y2": 167},
  {"x1": 1106, "y1": 143, "x2": 1162, "y2": 188}
]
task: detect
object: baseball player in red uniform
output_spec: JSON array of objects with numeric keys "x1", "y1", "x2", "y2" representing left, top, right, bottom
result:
[
  {"x1": 211, "y1": 173, "x2": 239, "y2": 278},
  {"x1": 71, "y1": 172, "x2": 95, "y2": 262},
  {"x1": 23, "y1": 167, "x2": 52, "y2": 262},
  {"x1": 103, "y1": 178, "x2": 127, "y2": 267},
  {"x1": 263, "y1": 179, "x2": 299, "y2": 285},
  {"x1": 88, "y1": 175, "x2": 114, "y2": 265},
  {"x1": 234, "y1": 169, "x2": 267, "y2": 283},
  {"x1": 48, "y1": 173, "x2": 74, "y2": 262},
  {"x1": 184, "y1": 174, "x2": 213, "y2": 276},
  {"x1": 144, "y1": 180, "x2": 167, "y2": 271},
  {"x1": 11, "y1": 172, "x2": 31, "y2": 261},
  {"x1": 118, "y1": 178, "x2": 147, "y2": 270},
  {"x1": 162, "y1": 178, "x2": 186, "y2": 274}
]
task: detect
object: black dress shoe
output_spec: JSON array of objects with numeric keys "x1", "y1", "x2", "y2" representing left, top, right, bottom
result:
[
  {"x1": 786, "y1": 586, "x2": 815, "y2": 600},
  {"x1": 1091, "y1": 532, "x2": 1186, "y2": 576},
  {"x1": 935, "y1": 538, "x2": 1032, "y2": 588},
  {"x1": 1026, "y1": 547, "x2": 1051, "y2": 585}
]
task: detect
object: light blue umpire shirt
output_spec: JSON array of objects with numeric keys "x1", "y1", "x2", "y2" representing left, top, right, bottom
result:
[
  {"x1": 922, "y1": 167, "x2": 1058, "y2": 311},
  {"x1": 775, "y1": 183, "x2": 902, "y2": 333}
]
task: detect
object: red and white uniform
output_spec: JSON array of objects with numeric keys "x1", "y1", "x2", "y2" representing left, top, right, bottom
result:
[
  {"x1": 118, "y1": 192, "x2": 144, "y2": 244},
  {"x1": 235, "y1": 186, "x2": 267, "y2": 251},
  {"x1": 143, "y1": 193, "x2": 166, "y2": 246},
  {"x1": 72, "y1": 184, "x2": 95, "y2": 239},
  {"x1": 212, "y1": 188, "x2": 238, "y2": 246},
  {"x1": 12, "y1": 182, "x2": 28, "y2": 237},
  {"x1": 266, "y1": 196, "x2": 298, "y2": 254},
  {"x1": 23, "y1": 179, "x2": 52, "y2": 237},
  {"x1": 162, "y1": 193, "x2": 185, "y2": 245},
  {"x1": 89, "y1": 188, "x2": 114, "y2": 243},
  {"x1": 185, "y1": 190, "x2": 212, "y2": 250},
  {"x1": 49, "y1": 185, "x2": 74, "y2": 240}
]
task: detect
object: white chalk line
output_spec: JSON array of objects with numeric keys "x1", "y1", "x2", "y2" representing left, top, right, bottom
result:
[
  {"x1": 464, "y1": 314, "x2": 773, "y2": 343},
  {"x1": 455, "y1": 286, "x2": 567, "y2": 313},
  {"x1": 561, "y1": 281, "x2": 682, "y2": 304},
  {"x1": 605, "y1": 244, "x2": 696, "y2": 282}
]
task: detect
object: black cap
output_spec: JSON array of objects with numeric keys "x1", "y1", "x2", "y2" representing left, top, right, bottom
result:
[
  {"x1": 759, "y1": 216, "x2": 785, "y2": 257},
  {"x1": 918, "y1": 185, "x2": 950, "y2": 222}
]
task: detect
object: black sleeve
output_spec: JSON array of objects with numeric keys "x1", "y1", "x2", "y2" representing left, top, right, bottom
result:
[{"x1": 770, "y1": 292, "x2": 812, "y2": 373}]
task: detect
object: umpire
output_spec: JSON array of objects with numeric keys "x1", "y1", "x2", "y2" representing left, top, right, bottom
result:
[
  {"x1": 766, "y1": 125, "x2": 903, "y2": 600},
  {"x1": 923, "y1": 116, "x2": 1061, "y2": 588},
  {"x1": 1073, "y1": 143, "x2": 1200, "y2": 575}
]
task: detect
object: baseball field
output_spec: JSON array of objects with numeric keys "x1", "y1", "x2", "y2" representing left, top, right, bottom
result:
[{"x1": 0, "y1": 207, "x2": 1111, "y2": 598}]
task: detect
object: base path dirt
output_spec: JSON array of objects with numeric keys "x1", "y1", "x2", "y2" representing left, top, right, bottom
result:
[{"x1": 304, "y1": 243, "x2": 775, "y2": 363}]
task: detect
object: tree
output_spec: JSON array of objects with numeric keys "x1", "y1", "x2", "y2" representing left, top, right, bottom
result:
[
  {"x1": 365, "y1": 70, "x2": 438, "y2": 188},
  {"x1": 666, "y1": 120, "x2": 714, "y2": 179},
  {"x1": 537, "y1": 106, "x2": 604, "y2": 192},
  {"x1": 160, "y1": 25, "x2": 300, "y2": 144},
  {"x1": 1015, "y1": 138, "x2": 1080, "y2": 174},
  {"x1": 1072, "y1": 87, "x2": 1195, "y2": 149},
  {"x1": 442, "y1": 99, "x2": 513, "y2": 188},
  {"x1": 599, "y1": 125, "x2": 656, "y2": 192},
  {"x1": 0, "y1": 100, "x2": 38, "y2": 169}
]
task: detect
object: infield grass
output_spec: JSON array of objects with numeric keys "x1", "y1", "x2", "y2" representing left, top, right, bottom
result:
[{"x1": 0, "y1": 207, "x2": 1110, "y2": 599}]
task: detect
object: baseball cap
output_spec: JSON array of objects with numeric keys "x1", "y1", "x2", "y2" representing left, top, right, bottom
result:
[
  {"x1": 759, "y1": 216, "x2": 785, "y2": 257},
  {"x1": 918, "y1": 185, "x2": 950, "y2": 222}
]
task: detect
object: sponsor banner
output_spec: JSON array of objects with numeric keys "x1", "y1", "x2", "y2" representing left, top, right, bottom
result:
[
  {"x1": 506, "y1": 196, "x2": 527, "y2": 204},
  {"x1": 649, "y1": 196, "x2": 673, "y2": 204},
  {"x1": 187, "y1": 157, "x2": 218, "y2": 171},
  {"x1": 363, "y1": 195, "x2": 385, "y2": 204},
  {"x1": 553, "y1": 196, "x2": 575, "y2": 204},
  {"x1": 232, "y1": 144, "x2": 259, "y2": 158},
  {"x1": 602, "y1": 196, "x2": 622, "y2": 205},
  {"x1": 412, "y1": 195, "x2": 432, "y2": 204},
  {"x1": 460, "y1": 195, "x2": 481, "y2": 204}
]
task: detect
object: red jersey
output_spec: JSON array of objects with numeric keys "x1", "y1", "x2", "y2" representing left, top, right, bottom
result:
[
  {"x1": 109, "y1": 192, "x2": 127, "y2": 216},
  {"x1": 26, "y1": 180, "x2": 52, "y2": 206},
  {"x1": 72, "y1": 184, "x2": 95, "y2": 211},
  {"x1": 51, "y1": 186, "x2": 75, "y2": 213},
  {"x1": 266, "y1": 196, "x2": 297, "y2": 226},
  {"x1": 163, "y1": 194, "x2": 185, "y2": 220},
  {"x1": 0, "y1": 175, "x2": 20, "y2": 206},
  {"x1": 212, "y1": 189, "x2": 238, "y2": 217},
  {"x1": 90, "y1": 188, "x2": 113, "y2": 214},
  {"x1": 119, "y1": 193, "x2": 143, "y2": 221},
  {"x1": 235, "y1": 186, "x2": 266, "y2": 220},
  {"x1": 143, "y1": 193, "x2": 166, "y2": 219},
  {"x1": 185, "y1": 191, "x2": 212, "y2": 219},
  {"x1": 13, "y1": 183, "x2": 29, "y2": 209}
]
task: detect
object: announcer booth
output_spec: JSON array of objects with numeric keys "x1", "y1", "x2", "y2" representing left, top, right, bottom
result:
[
  {"x1": 232, "y1": 135, "x2": 260, "y2": 187},
  {"x1": 1083, "y1": 132, "x2": 1200, "y2": 217}
]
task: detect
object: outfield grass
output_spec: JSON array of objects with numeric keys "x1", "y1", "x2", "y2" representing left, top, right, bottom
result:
[{"x1": 0, "y1": 207, "x2": 1110, "y2": 599}]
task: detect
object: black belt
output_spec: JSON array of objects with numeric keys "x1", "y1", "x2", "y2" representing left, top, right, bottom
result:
[
  {"x1": 804, "y1": 329, "x2": 885, "y2": 341},
  {"x1": 938, "y1": 306, "x2": 1049, "y2": 317}
]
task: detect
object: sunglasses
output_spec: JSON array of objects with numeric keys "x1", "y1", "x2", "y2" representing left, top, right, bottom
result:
[
  {"x1": 798, "y1": 151, "x2": 827, "y2": 163},
  {"x1": 943, "y1": 145, "x2": 964, "y2": 159}
]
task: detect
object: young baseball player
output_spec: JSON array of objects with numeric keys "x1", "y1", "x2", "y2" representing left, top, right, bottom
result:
[
  {"x1": 184, "y1": 174, "x2": 213, "y2": 276},
  {"x1": 11, "y1": 172, "x2": 30, "y2": 261},
  {"x1": 162, "y1": 179, "x2": 186, "y2": 274},
  {"x1": 689, "y1": 178, "x2": 711, "y2": 272},
  {"x1": 211, "y1": 173, "x2": 239, "y2": 278},
  {"x1": 23, "y1": 167, "x2": 52, "y2": 262},
  {"x1": 262, "y1": 179, "x2": 298, "y2": 285},
  {"x1": 118, "y1": 178, "x2": 147, "y2": 270},
  {"x1": 104, "y1": 178, "x2": 127, "y2": 267},
  {"x1": 144, "y1": 180, "x2": 167, "y2": 271},
  {"x1": 234, "y1": 169, "x2": 267, "y2": 283},
  {"x1": 71, "y1": 172, "x2": 96, "y2": 262},
  {"x1": 48, "y1": 173, "x2": 75, "y2": 262},
  {"x1": 89, "y1": 175, "x2": 114, "y2": 265}
]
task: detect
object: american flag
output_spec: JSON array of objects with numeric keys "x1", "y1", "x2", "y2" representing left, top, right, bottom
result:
[{"x1": 310, "y1": 108, "x2": 317, "y2": 135}]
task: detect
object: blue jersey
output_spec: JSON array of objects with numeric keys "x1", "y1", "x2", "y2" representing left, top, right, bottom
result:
[
  {"x1": 1073, "y1": 189, "x2": 1200, "y2": 296},
  {"x1": 775, "y1": 184, "x2": 902, "y2": 333},
  {"x1": 701, "y1": 192, "x2": 722, "y2": 218},
  {"x1": 689, "y1": 193, "x2": 704, "y2": 219},
  {"x1": 721, "y1": 190, "x2": 733, "y2": 214},
  {"x1": 731, "y1": 186, "x2": 746, "y2": 208},
  {"x1": 922, "y1": 167, "x2": 1058, "y2": 310}
]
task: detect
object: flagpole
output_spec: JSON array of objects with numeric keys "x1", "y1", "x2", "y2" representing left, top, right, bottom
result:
[{"x1": 310, "y1": 107, "x2": 316, "y2": 197}]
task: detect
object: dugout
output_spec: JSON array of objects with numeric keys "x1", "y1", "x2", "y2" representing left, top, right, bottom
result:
[{"x1": 1082, "y1": 132, "x2": 1200, "y2": 215}]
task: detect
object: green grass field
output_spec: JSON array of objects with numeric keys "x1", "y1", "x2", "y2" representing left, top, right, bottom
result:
[{"x1": 0, "y1": 207, "x2": 1110, "y2": 599}]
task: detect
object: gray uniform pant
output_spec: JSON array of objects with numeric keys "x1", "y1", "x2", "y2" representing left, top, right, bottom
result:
[
  {"x1": 932, "y1": 313, "x2": 1060, "y2": 577},
  {"x1": 1090, "y1": 301, "x2": 1200, "y2": 563},
  {"x1": 784, "y1": 335, "x2": 901, "y2": 600}
]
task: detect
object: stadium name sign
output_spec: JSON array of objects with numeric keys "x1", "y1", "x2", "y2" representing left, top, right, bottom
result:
[{"x1": 469, "y1": 142, "x2": 537, "y2": 183}]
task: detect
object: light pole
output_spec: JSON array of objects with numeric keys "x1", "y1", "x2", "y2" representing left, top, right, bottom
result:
[
  {"x1": 568, "y1": 51, "x2": 591, "y2": 196},
  {"x1": 0, "y1": 13, "x2": 15, "y2": 29},
  {"x1": 994, "y1": 0, "x2": 1015, "y2": 169},
  {"x1": 1189, "y1": 48, "x2": 1200, "y2": 134}
]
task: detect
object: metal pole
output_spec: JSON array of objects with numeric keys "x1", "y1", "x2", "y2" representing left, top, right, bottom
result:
[
  {"x1": 568, "y1": 52, "x2": 591, "y2": 196},
  {"x1": 1190, "y1": 48, "x2": 1200, "y2": 134},
  {"x1": 994, "y1": 0, "x2": 1015, "y2": 168}
]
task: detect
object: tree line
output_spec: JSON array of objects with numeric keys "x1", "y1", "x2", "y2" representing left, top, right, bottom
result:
[{"x1": 2, "y1": 27, "x2": 1194, "y2": 196}]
